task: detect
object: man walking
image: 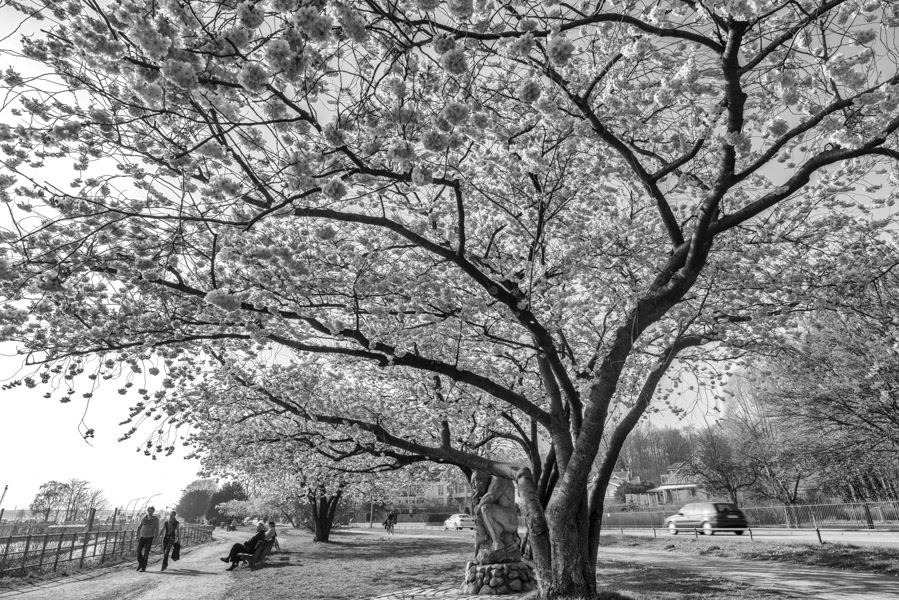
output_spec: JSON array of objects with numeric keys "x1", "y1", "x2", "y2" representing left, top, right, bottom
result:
[{"x1": 136, "y1": 506, "x2": 160, "y2": 572}]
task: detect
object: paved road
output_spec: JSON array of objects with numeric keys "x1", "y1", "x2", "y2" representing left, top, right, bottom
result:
[
  {"x1": 599, "y1": 547, "x2": 899, "y2": 600},
  {"x1": 0, "y1": 531, "x2": 248, "y2": 600}
]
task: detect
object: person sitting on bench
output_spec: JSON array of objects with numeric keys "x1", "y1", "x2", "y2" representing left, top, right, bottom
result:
[
  {"x1": 264, "y1": 521, "x2": 279, "y2": 551},
  {"x1": 220, "y1": 522, "x2": 266, "y2": 571}
]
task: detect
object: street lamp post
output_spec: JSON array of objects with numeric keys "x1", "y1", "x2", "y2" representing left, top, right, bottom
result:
[
  {"x1": 140, "y1": 494, "x2": 160, "y2": 512},
  {"x1": 125, "y1": 497, "x2": 143, "y2": 523}
]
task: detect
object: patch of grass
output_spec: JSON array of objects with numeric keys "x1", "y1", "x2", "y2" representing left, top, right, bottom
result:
[
  {"x1": 601, "y1": 535, "x2": 899, "y2": 577},
  {"x1": 223, "y1": 530, "x2": 470, "y2": 600},
  {"x1": 222, "y1": 530, "x2": 796, "y2": 600},
  {"x1": 0, "y1": 555, "x2": 130, "y2": 591}
]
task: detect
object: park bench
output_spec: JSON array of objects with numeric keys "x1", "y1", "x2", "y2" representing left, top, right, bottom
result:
[{"x1": 235, "y1": 538, "x2": 276, "y2": 570}]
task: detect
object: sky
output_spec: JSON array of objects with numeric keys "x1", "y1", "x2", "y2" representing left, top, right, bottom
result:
[{"x1": 0, "y1": 349, "x2": 203, "y2": 513}]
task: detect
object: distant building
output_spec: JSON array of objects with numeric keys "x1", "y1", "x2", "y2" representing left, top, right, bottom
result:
[
  {"x1": 603, "y1": 471, "x2": 642, "y2": 501},
  {"x1": 391, "y1": 480, "x2": 470, "y2": 510},
  {"x1": 627, "y1": 462, "x2": 709, "y2": 506}
]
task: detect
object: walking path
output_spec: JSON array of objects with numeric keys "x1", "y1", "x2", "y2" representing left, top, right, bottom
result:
[{"x1": 0, "y1": 530, "x2": 252, "y2": 600}]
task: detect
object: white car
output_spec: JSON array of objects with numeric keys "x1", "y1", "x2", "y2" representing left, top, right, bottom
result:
[{"x1": 444, "y1": 513, "x2": 475, "y2": 530}]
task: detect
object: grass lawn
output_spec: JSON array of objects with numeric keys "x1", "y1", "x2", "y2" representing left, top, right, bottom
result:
[
  {"x1": 221, "y1": 529, "x2": 798, "y2": 600},
  {"x1": 599, "y1": 534, "x2": 899, "y2": 577}
]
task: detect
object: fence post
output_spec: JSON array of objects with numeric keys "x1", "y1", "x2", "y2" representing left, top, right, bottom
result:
[
  {"x1": 38, "y1": 533, "x2": 50, "y2": 570},
  {"x1": 748, "y1": 527, "x2": 753, "y2": 541},
  {"x1": 111, "y1": 530, "x2": 119, "y2": 558},
  {"x1": 815, "y1": 527, "x2": 823, "y2": 545},
  {"x1": 52, "y1": 534, "x2": 62, "y2": 572},
  {"x1": 693, "y1": 527, "x2": 698, "y2": 540},
  {"x1": 110, "y1": 508, "x2": 118, "y2": 531},
  {"x1": 79, "y1": 531, "x2": 91, "y2": 568},
  {"x1": 101, "y1": 530, "x2": 110, "y2": 564},
  {"x1": 20, "y1": 535, "x2": 33, "y2": 571},
  {"x1": 86, "y1": 508, "x2": 96, "y2": 534},
  {"x1": 68, "y1": 531, "x2": 78, "y2": 563}
]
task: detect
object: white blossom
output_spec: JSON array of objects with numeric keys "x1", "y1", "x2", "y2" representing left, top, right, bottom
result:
[
  {"x1": 440, "y1": 48, "x2": 468, "y2": 75},
  {"x1": 238, "y1": 63, "x2": 269, "y2": 93},
  {"x1": 205, "y1": 289, "x2": 242, "y2": 312},
  {"x1": 322, "y1": 177, "x2": 347, "y2": 199}
]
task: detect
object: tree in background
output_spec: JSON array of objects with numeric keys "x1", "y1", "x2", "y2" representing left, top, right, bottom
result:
[
  {"x1": 175, "y1": 482, "x2": 214, "y2": 523},
  {"x1": 205, "y1": 481, "x2": 248, "y2": 525},
  {"x1": 29, "y1": 479, "x2": 109, "y2": 522},
  {"x1": 613, "y1": 424, "x2": 693, "y2": 485},
  {"x1": 686, "y1": 426, "x2": 758, "y2": 505},
  {"x1": 751, "y1": 312, "x2": 899, "y2": 501},
  {"x1": 717, "y1": 377, "x2": 819, "y2": 506},
  {"x1": 4, "y1": 2, "x2": 899, "y2": 597}
]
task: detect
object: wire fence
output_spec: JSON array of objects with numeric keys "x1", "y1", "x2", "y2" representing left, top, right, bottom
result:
[
  {"x1": 0, "y1": 524, "x2": 214, "y2": 576},
  {"x1": 600, "y1": 500, "x2": 899, "y2": 530}
]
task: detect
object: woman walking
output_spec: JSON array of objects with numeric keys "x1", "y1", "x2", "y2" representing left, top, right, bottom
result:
[{"x1": 161, "y1": 510, "x2": 180, "y2": 571}]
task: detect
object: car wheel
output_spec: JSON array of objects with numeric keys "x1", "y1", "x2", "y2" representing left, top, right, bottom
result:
[
  {"x1": 667, "y1": 522, "x2": 677, "y2": 535},
  {"x1": 702, "y1": 521, "x2": 714, "y2": 536},
  {"x1": 734, "y1": 529, "x2": 745, "y2": 536}
]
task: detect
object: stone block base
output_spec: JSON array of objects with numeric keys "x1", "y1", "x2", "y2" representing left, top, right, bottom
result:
[{"x1": 460, "y1": 561, "x2": 537, "y2": 596}]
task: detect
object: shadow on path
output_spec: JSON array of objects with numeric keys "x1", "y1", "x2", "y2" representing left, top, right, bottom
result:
[{"x1": 600, "y1": 548, "x2": 898, "y2": 600}]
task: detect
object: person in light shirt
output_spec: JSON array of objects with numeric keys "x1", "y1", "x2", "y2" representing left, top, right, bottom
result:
[{"x1": 135, "y1": 506, "x2": 160, "y2": 572}]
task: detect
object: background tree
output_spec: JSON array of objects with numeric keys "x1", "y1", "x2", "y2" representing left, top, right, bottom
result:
[
  {"x1": 686, "y1": 426, "x2": 758, "y2": 505},
  {"x1": 613, "y1": 424, "x2": 693, "y2": 485},
  {"x1": 29, "y1": 480, "x2": 68, "y2": 520},
  {"x1": 29, "y1": 479, "x2": 108, "y2": 522},
  {"x1": 750, "y1": 311, "x2": 899, "y2": 501},
  {"x1": 176, "y1": 483, "x2": 214, "y2": 523},
  {"x1": 204, "y1": 481, "x2": 247, "y2": 525},
  {"x1": 718, "y1": 376, "x2": 820, "y2": 506},
  {"x1": 3, "y1": 2, "x2": 899, "y2": 598}
]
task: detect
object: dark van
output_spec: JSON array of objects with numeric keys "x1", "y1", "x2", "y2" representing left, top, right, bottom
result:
[{"x1": 664, "y1": 502, "x2": 748, "y2": 535}]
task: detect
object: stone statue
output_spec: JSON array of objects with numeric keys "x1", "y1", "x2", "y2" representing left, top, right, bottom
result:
[
  {"x1": 461, "y1": 471, "x2": 535, "y2": 596},
  {"x1": 470, "y1": 470, "x2": 521, "y2": 564}
]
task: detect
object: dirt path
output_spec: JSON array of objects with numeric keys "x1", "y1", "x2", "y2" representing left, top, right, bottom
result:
[{"x1": 0, "y1": 530, "x2": 248, "y2": 600}]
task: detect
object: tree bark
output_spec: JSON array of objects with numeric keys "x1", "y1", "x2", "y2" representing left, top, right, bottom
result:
[{"x1": 309, "y1": 486, "x2": 343, "y2": 542}]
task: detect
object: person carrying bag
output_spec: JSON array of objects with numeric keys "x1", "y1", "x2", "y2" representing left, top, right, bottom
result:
[{"x1": 161, "y1": 510, "x2": 181, "y2": 571}]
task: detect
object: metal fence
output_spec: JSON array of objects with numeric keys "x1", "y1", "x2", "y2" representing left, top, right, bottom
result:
[
  {"x1": 600, "y1": 500, "x2": 899, "y2": 530},
  {"x1": 0, "y1": 524, "x2": 214, "y2": 576}
]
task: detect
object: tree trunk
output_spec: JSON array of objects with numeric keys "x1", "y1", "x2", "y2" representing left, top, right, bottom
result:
[
  {"x1": 537, "y1": 501, "x2": 596, "y2": 599},
  {"x1": 308, "y1": 487, "x2": 342, "y2": 542},
  {"x1": 516, "y1": 468, "x2": 597, "y2": 599}
]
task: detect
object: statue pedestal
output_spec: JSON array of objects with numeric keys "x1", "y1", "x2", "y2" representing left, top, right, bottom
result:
[{"x1": 460, "y1": 561, "x2": 537, "y2": 596}]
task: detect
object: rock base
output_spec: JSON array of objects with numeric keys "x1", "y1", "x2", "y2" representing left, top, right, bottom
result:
[{"x1": 460, "y1": 561, "x2": 537, "y2": 596}]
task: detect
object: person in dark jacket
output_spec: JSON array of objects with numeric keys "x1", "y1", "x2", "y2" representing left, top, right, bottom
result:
[
  {"x1": 220, "y1": 522, "x2": 266, "y2": 571},
  {"x1": 160, "y1": 510, "x2": 180, "y2": 572}
]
